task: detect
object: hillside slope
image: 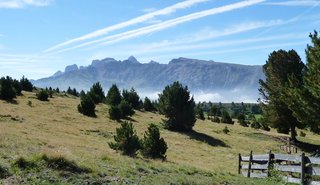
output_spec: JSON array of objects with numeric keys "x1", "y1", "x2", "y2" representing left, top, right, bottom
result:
[{"x1": 1, "y1": 92, "x2": 318, "y2": 184}]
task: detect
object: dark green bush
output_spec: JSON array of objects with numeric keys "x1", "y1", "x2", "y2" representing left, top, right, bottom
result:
[
  {"x1": 106, "y1": 84, "x2": 121, "y2": 106},
  {"x1": 20, "y1": 76, "x2": 33, "y2": 92},
  {"x1": 109, "y1": 121, "x2": 141, "y2": 156},
  {"x1": 109, "y1": 105, "x2": 122, "y2": 120},
  {"x1": 88, "y1": 82, "x2": 105, "y2": 104},
  {"x1": 300, "y1": 131, "x2": 306, "y2": 137},
  {"x1": 142, "y1": 124, "x2": 167, "y2": 159},
  {"x1": 221, "y1": 110, "x2": 234, "y2": 124},
  {"x1": 223, "y1": 126, "x2": 230, "y2": 134},
  {"x1": 251, "y1": 121, "x2": 261, "y2": 129},
  {"x1": 0, "y1": 76, "x2": 16, "y2": 100},
  {"x1": 36, "y1": 89, "x2": 49, "y2": 101},
  {"x1": 143, "y1": 97, "x2": 155, "y2": 112},
  {"x1": 119, "y1": 100, "x2": 135, "y2": 118},
  {"x1": 78, "y1": 94, "x2": 96, "y2": 117},
  {"x1": 122, "y1": 88, "x2": 141, "y2": 109}
]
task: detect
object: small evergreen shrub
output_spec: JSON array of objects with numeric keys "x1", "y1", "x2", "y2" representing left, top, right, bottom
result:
[
  {"x1": 260, "y1": 122, "x2": 271, "y2": 131},
  {"x1": 36, "y1": 89, "x2": 49, "y2": 101},
  {"x1": 20, "y1": 76, "x2": 33, "y2": 92},
  {"x1": 251, "y1": 121, "x2": 261, "y2": 129},
  {"x1": 143, "y1": 97, "x2": 155, "y2": 112},
  {"x1": 221, "y1": 110, "x2": 234, "y2": 124},
  {"x1": 300, "y1": 131, "x2": 306, "y2": 137},
  {"x1": 239, "y1": 119, "x2": 249, "y2": 127},
  {"x1": 119, "y1": 100, "x2": 135, "y2": 118},
  {"x1": 78, "y1": 95, "x2": 96, "y2": 117},
  {"x1": 109, "y1": 105, "x2": 122, "y2": 120},
  {"x1": 109, "y1": 121, "x2": 141, "y2": 156},
  {"x1": 27, "y1": 100, "x2": 32, "y2": 107},
  {"x1": 223, "y1": 126, "x2": 230, "y2": 134},
  {"x1": 106, "y1": 84, "x2": 121, "y2": 106},
  {"x1": 142, "y1": 124, "x2": 167, "y2": 159},
  {"x1": 122, "y1": 88, "x2": 141, "y2": 109}
]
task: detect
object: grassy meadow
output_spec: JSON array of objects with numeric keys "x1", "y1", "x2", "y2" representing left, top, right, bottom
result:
[{"x1": 0, "y1": 91, "x2": 319, "y2": 184}]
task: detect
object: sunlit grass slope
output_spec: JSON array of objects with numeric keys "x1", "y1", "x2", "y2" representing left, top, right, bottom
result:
[{"x1": 0, "y1": 91, "x2": 318, "y2": 184}]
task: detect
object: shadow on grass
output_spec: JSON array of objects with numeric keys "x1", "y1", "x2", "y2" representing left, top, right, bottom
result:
[
  {"x1": 5, "y1": 99, "x2": 18, "y2": 104},
  {"x1": 295, "y1": 140, "x2": 320, "y2": 153},
  {"x1": 186, "y1": 130, "x2": 229, "y2": 147}
]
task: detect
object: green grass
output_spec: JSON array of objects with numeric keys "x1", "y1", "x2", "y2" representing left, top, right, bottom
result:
[{"x1": 0, "y1": 91, "x2": 318, "y2": 184}]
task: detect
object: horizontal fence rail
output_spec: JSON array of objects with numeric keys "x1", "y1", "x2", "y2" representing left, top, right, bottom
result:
[{"x1": 239, "y1": 151, "x2": 320, "y2": 185}]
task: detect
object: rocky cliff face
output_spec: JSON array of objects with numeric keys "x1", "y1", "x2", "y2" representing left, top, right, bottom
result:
[{"x1": 34, "y1": 56, "x2": 264, "y2": 102}]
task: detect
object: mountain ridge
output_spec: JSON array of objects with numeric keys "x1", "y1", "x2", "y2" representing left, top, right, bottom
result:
[{"x1": 33, "y1": 56, "x2": 264, "y2": 102}]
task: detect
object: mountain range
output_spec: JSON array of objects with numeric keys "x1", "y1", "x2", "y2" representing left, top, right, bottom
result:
[{"x1": 33, "y1": 56, "x2": 264, "y2": 102}]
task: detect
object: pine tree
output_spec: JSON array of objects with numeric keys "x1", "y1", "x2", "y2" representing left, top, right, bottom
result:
[
  {"x1": 88, "y1": 82, "x2": 105, "y2": 104},
  {"x1": 142, "y1": 124, "x2": 167, "y2": 159},
  {"x1": 195, "y1": 104, "x2": 205, "y2": 120},
  {"x1": 286, "y1": 31, "x2": 320, "y2": 133},
  {"x1": 221, "y1": 109, "x2": 233, "y2": 124},
  {"x1": 122, "y1": 88, "x2": 140, "y2": 109},
  {"x1": 106, "y1": 84, "x2": 121, "y2": 106},
  {"x1": 158, "y1": 81, "x2": 196, "y2": 132},
  {"x1": 77, "y1": 94, "x2": 96, "y2": 117},
  {"x1": 20, "y1": 76, "x2": 33, "y2": 92},
  {"x1": 118, "y1": 100, "x2": 135, "y2": 118},
  {"x1": 259, "y1": 49, "x2": 305, "y2": 142},
  {"x1": 143, "y1": 97, "x2": 155, "y2": 111},
  {"x1": 108, "y1": 121, "x2": 141, "y2": 156},
  {"x1": 109, "y1": 105, "x2": 122, "y2": 120},
  {"x1": 0, "y1": 76, "x2": 16, "y2": 100}
]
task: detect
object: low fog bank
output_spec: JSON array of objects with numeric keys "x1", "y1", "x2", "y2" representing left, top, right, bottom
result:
[{"x1": 137, "y1": 89, "x2": 260, "y2": 103}]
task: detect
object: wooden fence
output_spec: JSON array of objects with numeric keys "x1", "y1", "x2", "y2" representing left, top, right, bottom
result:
[{"x1": 238, "y1": 151, "x2": 320, "y2": 184}]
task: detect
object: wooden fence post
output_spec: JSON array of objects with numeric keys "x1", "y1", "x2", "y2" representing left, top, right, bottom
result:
[
  {"x1": 301, "y1": 153, "x2": 305, "y2": 184},
  {"x1": 267, "y1": 150, "x2": 272, "y2": 177},
  {"x1": 238, "y1": 153, "x2": 241, "y2": 174},
  {"x1": 247, "y1": 151, "x2": 253, "y2": 178}
]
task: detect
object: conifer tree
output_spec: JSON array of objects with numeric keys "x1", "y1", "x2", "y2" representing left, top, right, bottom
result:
[
  {"x1": 106, "y1": 84, "x2": 121, "y2": 106},
  {"x1": 286, "y1": 31, "x2": 320, "y2": 133},
  {"x1": 259, "y1": 49, "x2": 305, "y2": 142},
  {"x1": 158, "y1": 81, "x2": 196, "y2": 132}
]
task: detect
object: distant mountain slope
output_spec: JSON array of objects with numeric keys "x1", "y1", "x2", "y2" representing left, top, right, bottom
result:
[{"x1": 34, "y1": 56, "x2": 264, "y2": 101}]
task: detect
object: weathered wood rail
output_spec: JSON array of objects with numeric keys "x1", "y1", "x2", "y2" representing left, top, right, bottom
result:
[{"x1": 239, "y1": 151, "x2": 320, "y2": 184}]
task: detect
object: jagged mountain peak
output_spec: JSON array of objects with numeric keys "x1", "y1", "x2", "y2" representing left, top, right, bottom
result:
[
  {"x1": 34, "y1": 56, "x2": 264, "y2": 102},
  {"x1": 64, "y1": 64, "x2": 78, "y2": 73}
]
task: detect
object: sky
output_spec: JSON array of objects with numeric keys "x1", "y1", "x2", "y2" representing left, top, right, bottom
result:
[{"x1": 0, "y1": 0, "x2": 319, "y2": 80}]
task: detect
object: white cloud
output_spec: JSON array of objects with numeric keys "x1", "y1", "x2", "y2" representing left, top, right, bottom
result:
[
  {"x1": 0, "y1": 0, "x2": 53, "y2": 8},
  {"x1": 88, "y1": 21, "x2": 298, "y2": 57},
  {"x1": 141, "y1": 8, "x2": 157, "y2": 13},
  {"x1": 44, "y1": 0, "x2": 209, "y2": 53},
  {"x1": 266, "y1": 0, "x2": 320, "y2": 6},
  {"x1": 50, "y1": 0, "x2": 266, "y2": 54}
]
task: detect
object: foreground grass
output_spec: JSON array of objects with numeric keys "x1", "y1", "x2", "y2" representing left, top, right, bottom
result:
[{"x1": 0, "y1": 91, "x2": 318, "y2": 184}]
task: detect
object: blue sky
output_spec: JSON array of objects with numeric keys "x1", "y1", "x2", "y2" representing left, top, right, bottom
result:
[{"x1": 0, "y1": 0, "x2": 319, "y2": 79}]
